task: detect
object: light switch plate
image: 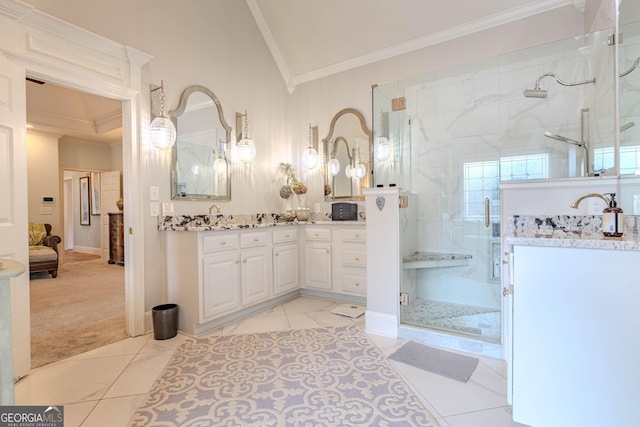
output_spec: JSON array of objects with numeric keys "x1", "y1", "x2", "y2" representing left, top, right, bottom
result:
[
  {"x1": 149, "y1": 186, "x2": 159, "y2": 201},
  {"x1": 150, "y1": 202, "x2": 160, "y2": 217}
]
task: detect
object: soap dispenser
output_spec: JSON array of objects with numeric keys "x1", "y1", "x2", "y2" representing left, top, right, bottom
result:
[{"x1": 602, "y1": 193, "x2": 624, "y2": 238}]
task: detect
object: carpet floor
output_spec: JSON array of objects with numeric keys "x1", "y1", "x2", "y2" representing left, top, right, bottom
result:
[
  {"x1": 30, "y1": 256, "x2": 126, "y2": 368},
  {"x1": 130, "y1": 325, "x2": 439, "y2": 427}
]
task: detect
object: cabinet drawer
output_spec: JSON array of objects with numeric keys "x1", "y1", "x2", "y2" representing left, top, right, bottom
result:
[
  {"x1": 202, "y1": 232, "x2": 239, "y2": 253},
  {"x1": 305, "y1": 227, "x2": 331, "y2": 241},
  {"x1": 341, "y1": 248, "x2": 367, "y2": 267},
  {"x1": 240, "y1": 230, "x2": 268, "y2": 248},
  {"x1": 342, "y1": 228, "x2": 366, "y2": 243},
  {"x1": 342, "y1": 273, "x2": 367, "y2": 294},
  {"x1": 273, "y1": 228, "x2": 298, "y2": 244}
]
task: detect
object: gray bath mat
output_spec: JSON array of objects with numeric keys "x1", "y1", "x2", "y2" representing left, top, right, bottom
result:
[{"x1": 389, "y1": 341, "x2": 479, "y2": 382}]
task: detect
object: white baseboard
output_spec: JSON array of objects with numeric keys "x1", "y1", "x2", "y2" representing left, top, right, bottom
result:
[
  {"x1": 72, "y1": 245, "x2": 101, "y2": 256},
  {"x1": 364, "y1": 311, "x2": 398, "y2": 338}
]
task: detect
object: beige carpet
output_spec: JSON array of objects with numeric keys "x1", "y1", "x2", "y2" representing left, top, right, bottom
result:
[
  {"x1": 30, "y1": 257, "x2": 126, "y2": 368},
  {"x1": 130, "y1": 325, "x2": 439, "y2": 427}
]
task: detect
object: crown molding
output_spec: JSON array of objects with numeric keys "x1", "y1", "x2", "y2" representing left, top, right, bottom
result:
[{"x1": 246, "y1": 0, "x2": 295, "y2": 92}]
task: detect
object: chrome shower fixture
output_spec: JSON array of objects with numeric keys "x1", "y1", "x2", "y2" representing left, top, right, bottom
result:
[
  {"x1": 621, "y1": 121, "x2": 636, "y2": 132},
  {"x1": 523, "y1": 72, "x2": 596, "y2": 98},
  {"x1": 544, "y1": 131, "x2": 584, "y2": 147},
  {"x1": 620, "y1": 57, "x2": 640, "y2": 78}
]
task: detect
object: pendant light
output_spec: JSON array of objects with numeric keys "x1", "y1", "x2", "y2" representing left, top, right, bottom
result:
[
  {"x1": 302, "y1": 124, "x2": 319, "y2": 169},
  {"x1": 150, "y1": 81, "x2": 176, "y2": 150},
  {"x1": 236, "y1": 110, "x2": 256, "y2": 163}
]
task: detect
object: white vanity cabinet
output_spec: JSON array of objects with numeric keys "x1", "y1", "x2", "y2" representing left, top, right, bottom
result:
[
  {"x1": 166, "y1": 229, "x2": 273, "y2": 335},
  {"x1": 201, "y1": 230, "x2": 271, "y2": 321},
  {"x1": 511, "y1": 244, "x2": 640, "y2": 426},
  {"x1": 302, "y1": 226, "x2": 332, "y2": 290},
  {"x1": 272, "y1": 228, "x2": 299, "y2": 296},
  {"x1": 332, "y1": 227, "x2": 367, "y2": 296}
]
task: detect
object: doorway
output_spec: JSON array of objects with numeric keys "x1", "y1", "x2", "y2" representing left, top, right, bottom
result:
[
  {"x1": 2, "y1": 7, "x2": 149, "y2": 379},
  {"x1": 26, "y1": 83, "x2": 127, "y2": 366}
]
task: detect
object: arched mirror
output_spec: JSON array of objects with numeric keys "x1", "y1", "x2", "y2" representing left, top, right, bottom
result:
[
  {"x1": 169, "y1": 85, "x2": 231, "y2": 200},
  {"x1": 323, "y1": 108, "x2": 372, "y2": 200}
]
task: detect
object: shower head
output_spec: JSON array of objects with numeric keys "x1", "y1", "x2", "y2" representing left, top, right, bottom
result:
[
  {"x1": 523, "y1": 72, "x2": 595, "y2": 99},
  {"x1": 523, "y1": 87, "x2": 548, "y2": 98}
]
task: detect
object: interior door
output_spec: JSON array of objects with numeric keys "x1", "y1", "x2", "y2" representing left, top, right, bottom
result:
[
  {"x1": 100, "y1": 171, "x2": 121, "y2": 259},
  {"x1": 0, "y1": 56, "x2": 31, "y2": 378}
]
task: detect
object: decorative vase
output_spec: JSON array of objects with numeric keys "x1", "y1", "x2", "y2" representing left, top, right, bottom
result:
[
  {"x1": 116, "y1": 197, "x2": 124, "y2": 211},
  {"x1": 297, "y1": 193, "x2": 307, "y2": 209},
  {"x1": 284, "y1": 197, "x2": 293, "y2": 212}
]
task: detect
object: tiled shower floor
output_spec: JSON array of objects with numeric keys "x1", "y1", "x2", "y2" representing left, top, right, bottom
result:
[{"x1": 401, "y1": 298, "x2": 501, "y2": 342}]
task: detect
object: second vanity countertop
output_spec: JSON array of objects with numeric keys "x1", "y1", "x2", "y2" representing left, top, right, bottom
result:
[{"x1": 505, "y1": 214, "x2": 640, "y2": 251}]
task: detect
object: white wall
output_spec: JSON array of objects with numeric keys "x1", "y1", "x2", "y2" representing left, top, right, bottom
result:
[{"x1": 27, "y1": 131, "x2": 60, "y2": 232}]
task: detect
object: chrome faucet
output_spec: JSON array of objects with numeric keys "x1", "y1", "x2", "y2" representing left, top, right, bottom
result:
[
  {"x1": 570, "y1": 193, "x2": 608, "y2": 209},
  {"x1": 208, "y1": 204, "x2": 221, "y2": 214}
]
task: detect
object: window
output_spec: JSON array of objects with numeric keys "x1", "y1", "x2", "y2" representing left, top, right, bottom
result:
[
  {"x1": 593, "y1": 146, "x2": 640, "y2": 175},
  {"x1": 463, "y1": 154, "x2": 548, "y2": 220}
]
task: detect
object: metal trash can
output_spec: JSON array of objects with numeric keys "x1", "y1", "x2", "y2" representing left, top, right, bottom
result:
[{"x1": 152, "y1": 303, "x2": 179, "y2": 340}]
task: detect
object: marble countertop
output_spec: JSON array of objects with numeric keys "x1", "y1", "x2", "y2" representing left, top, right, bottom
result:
[
  {"x1": 159, "y1": 217, "x2": 365, "y2": 232},
  {"x1": 505, "y1": 214, "x2": 640, "y2": 251},
  {"x1": 506, "y1": 236, "x2": 640, "y2": 251}
]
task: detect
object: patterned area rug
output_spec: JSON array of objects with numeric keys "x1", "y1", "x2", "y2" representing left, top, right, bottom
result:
[{"x1": 130, "y1": 325, "x2": 438, "y2": 426}]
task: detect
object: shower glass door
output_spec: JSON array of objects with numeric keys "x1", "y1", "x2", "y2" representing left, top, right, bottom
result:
[{"x1": 374, "y1": 73, "x2": 503, "y2": 344}]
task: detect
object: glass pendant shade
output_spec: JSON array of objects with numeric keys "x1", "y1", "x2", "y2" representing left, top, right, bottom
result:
[
  {"x1": 213, "y1": 156, "x2": 227, "y2": 174},
  {"x1": 237, "y1": 137, "x2": 256, "y2": 163},
  {"x1": 374, "y1": 136, "x2": 392, "y2": 161},
  {"x1": 302, "y1": 146, "x2": 319, "y2": 169},
  {"x1": 328, "y1": 158, "x2": 340, "y2": 176},
  {"x1": 345, "y1": 164, "x2": 352, "y2": 178},
  {"x1": 354, "y1": 162, "x2": 366, "y2": 179},
  {"x1": 150, "y1": 116, "x2": 176, "y2": 150}
]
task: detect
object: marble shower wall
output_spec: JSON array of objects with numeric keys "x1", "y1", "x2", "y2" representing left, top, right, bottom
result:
[{"x1": 397, "y1": 28, "x2": 616, "y2": 309}]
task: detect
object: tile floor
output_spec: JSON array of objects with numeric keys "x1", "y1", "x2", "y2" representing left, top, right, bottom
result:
[{"x1": 15, "y1": 296, "x2": 526, "y2": 427}]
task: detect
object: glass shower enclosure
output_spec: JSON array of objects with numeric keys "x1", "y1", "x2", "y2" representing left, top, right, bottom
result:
[{"x1": 373, "y1": 24, "x2": 615, "y2": 346}]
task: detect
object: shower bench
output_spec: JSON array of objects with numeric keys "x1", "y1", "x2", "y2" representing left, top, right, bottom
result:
[{"x1": 402, "y1": 251, "x2": 472, "y2": 269}]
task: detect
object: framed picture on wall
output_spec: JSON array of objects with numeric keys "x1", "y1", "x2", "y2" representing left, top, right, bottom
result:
[
  {"x1": 90, "y1": 172, "x2": 101, "y2": 215},
  {"x1": 80, "y1": 176, "x2": 91, "y2": 226}
]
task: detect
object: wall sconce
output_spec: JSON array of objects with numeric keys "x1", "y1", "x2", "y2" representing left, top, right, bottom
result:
[
  {"x1": 236, "y1": 110, "x2": 256, "y2": 163},
  {"x1": 345, "y1": 147, "x2": 366, "y2": 179},
  {"x1": 214, "y1": 141, "x2": 228, "y2": 175},
  {"x1": 327, "y1": 157, "x2": 340, "y2": 176},
  {"x1": 374, "y1": 110, "x2": 392, "y2": 161},
  {"x1": 302, "y1": 124, "x2": 319, "y2": 169},
  {"x1": 150, "y1": 81, "x2": 177, "y2": 150}
]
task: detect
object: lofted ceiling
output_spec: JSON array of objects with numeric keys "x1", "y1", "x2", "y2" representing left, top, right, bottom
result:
[{"x1": 25, "y1": 0, "x2": 582, "y2": 144}]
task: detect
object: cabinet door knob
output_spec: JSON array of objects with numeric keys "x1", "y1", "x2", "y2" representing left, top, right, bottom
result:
[
  {"x1": 220, "y1": 241, "x2": 226, "y2": 246},
  {"x1": 243, "y1": 259, "x2": 248, "y2": 263},
  {"x1": 355, "y1": 283, "x2": 360, "y2": 287},
  {"x1": 355, "y1": 234, "x2": 360, "y2": 238},
  {"x1": 355, "y1": 257, "x2": 360, "y2": 261}
]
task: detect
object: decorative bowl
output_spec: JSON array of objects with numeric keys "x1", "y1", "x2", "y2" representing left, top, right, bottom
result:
[{"x1": 295, "y1": 208, "x2": 311, "y2": 222}]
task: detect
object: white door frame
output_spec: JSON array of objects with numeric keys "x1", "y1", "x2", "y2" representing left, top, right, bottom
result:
[
  {"x1": 0, "y1": 0, "x2": 151, "y2": 347},
  {"x1": 63, "y1": 176, "x2": 73, "y2": 251}
]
